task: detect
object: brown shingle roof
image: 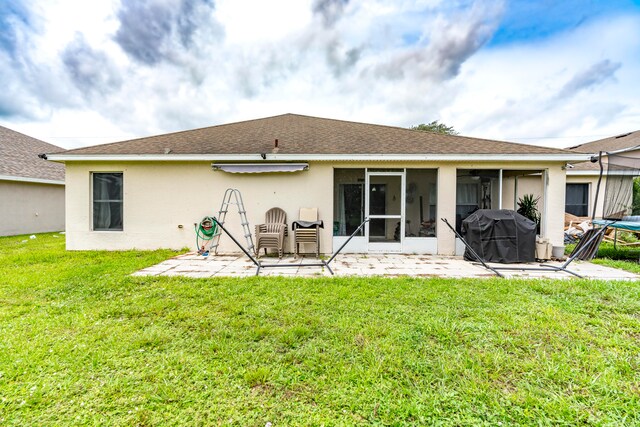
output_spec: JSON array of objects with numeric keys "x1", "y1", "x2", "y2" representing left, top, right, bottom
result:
[
  {"x1": 56, "y1": 114, "x2": 574, "y2": 156},
  {"x1": 0, "y1": 126, "x2": 65, "y2": 182},
  {"x1": 568, "y1": 131, "x2": 640, "y2": 172},
  {"x1": 568, "y1": 131, "x2": 640, "y2": 154}
]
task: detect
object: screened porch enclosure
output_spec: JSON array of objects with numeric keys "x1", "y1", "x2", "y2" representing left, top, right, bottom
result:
[
  {"x1": 332, "y1": 167, "x2": 548, "y2": 255},
  {"x1": 455, "y1": 169, "x2": 546, "y2": 255},
  {"x1": 333, "y1": 168, "x2": 438, "y2": 253}
]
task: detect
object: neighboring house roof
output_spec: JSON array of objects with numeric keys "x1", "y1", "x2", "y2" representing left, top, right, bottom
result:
[
  {"x1": 568, "y1": 130, "x2": 640, "y2": 154},
  {"x1": 0, "y1": 126, "x2": 65, "y2": 183},
  {"x1": 567, "y1": 130, "x2": 640, "y2": 173},
  {"x1": 48, "y1": 114, "x2": 587, "y2": 162}
]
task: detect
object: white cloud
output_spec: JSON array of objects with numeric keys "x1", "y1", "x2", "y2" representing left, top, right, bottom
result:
[
  {"x1": 440, "y1": 14, "x2": 640, "y2": 147},
  {"x1": 0, "y1": 0, "x2": 638, "y2": 150},
  {"x1": 216, "y1": 0, "x2": 313, "y2": 44}
]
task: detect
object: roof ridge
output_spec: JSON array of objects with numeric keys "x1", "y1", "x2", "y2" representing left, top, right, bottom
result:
[
  {"x1": 48, "y1": 113, "x2": 581, "y2": 157},
  {"x1": 272, "y1": 114, "x2": 574, "y2": 155}
]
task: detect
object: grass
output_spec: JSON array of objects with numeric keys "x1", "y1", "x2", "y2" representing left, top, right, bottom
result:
[
  {"x1": 1, "y1": 234, "x2": 640, "y2": 425},
  {"x1": 566, "y1": 241, "x2": 640, "y2": 274}
]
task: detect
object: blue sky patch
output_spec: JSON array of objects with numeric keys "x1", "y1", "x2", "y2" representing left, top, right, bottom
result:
[
  {"x1": 0, "y1": 0, "x2": 30, "y2": 56},
  {"x1": 402, "y1": 32, "x2": 421, "y2": 46},
  {"x1": 489, "y1": 0, "x2": 640, "y2": 46}
]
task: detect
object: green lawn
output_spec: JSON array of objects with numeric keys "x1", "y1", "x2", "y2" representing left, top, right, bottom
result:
[
  {"x1": 1, "y1": 234, "x2": 639, "y2": 426},
  {"x1": 566, "y1": 241, "x2": 640, "y2": 274}
]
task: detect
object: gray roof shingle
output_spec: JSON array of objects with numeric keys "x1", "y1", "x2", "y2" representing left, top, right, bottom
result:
[
  {"x1": 0, "y1": 126, "x2": 65, "y2": 182},
  {"x1": 56, "y1": 114, "x2": 574, "y2": 157}
]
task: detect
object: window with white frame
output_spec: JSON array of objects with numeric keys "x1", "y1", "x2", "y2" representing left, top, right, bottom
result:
[
  {"x1": 92, "y1": 172, "x2": 123, "y2": 231},
  {"x1": 565, "y1": 183, "x2": 589, "y2": 217}
]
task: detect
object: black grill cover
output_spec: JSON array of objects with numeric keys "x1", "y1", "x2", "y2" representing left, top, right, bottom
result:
[{"x1": 461, "y1": 209, "x2": 536, "y2": 263}]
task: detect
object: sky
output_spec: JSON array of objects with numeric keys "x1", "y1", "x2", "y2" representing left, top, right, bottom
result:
[{"x1": 1, "y1": 0, "x2": 639, "y2": 150}]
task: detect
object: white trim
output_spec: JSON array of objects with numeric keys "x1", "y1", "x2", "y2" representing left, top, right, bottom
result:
[
  {"x1": 566, "y1": 170, "x2": 601, "y2": 176},
  {"x1": 567, "y1": 169, "x2": 635, "y2": 176},
  {"x1": 332, "y1": 236, "x2": 367, "y2": 253},
  {"x1": 498, "y1": 169, "x2": 503, "y2": 209},
  {"x1": 366, "y1": 169, "x2": 405, "y2": 252},
  {"x1": 403, "y1": 237, "x2": 438, "y2": 254},
  {"x1": 47, "y1": 153, "x2": 592, "y2": 162},
  {"x1": 0, "y1": 175, "x2": 64, "y2": 185}
]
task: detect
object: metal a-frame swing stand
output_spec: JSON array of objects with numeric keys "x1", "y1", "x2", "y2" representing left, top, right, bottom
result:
[
  {"x1": 440, "y1": 217, "x2": 614, "y2": 279},
  {"x1": 213, "y1": 217, "x2": 369, "y2": 276},
  {"x1": 439, "y1": 151, "x2": 623, "y2": 279},
  {"x1": 440, "y1": 218, "x2": 505, "y2": 278}
]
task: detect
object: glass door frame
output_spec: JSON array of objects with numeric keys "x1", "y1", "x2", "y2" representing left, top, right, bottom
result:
[{"x1": 365, "y1": 170, "x2": 405, "y2": 252}]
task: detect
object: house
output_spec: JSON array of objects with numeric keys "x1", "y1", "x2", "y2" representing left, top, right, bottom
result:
[
  {"x1": 0, "y1": 126, "x2": 65, "y2": 236},
  {"x1": 567, "y1": 131, "x2": 640, "y2": 219},
  {"x1": 45, "y1": 114, "x2": 589, "y2": 255}
]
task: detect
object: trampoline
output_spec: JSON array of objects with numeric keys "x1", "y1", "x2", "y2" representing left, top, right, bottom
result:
[
  {"x1": 592, "y1": 219, "x2": 640, "y2": 249},
  {"x1": 593, "y1": 219, "x2": 640, "y2": 232}
]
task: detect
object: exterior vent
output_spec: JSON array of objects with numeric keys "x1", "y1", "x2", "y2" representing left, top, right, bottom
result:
[{"x1": 614, "y1": 132, "x2": 632, "y2": 139}]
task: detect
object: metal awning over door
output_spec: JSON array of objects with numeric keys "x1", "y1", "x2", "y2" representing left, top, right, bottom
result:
[{"x1": 211, "y1": 163, "x2": 308, "y2": 173}]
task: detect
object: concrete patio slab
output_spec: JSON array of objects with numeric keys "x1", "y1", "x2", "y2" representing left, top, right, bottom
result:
[{"x1": 132, "y1": 253, "x2": 640, "y2": 280}]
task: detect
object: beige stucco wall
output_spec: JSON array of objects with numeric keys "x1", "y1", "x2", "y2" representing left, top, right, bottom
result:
[
  {"x1": 65, "y1": 161, "x2": 334, "y2": 252},
  {"x1": 0, "y1": 180, "x2": 65, "y2": 236},
  {"x1": 545, "y1": 166, "x2": 566, "y2": 246},
  {"x1": 436, "y1": 165, "x2": 457, "y2": 254},
  {"x1": 64, "y1": 160, "x2": 568, "y2": 254}
]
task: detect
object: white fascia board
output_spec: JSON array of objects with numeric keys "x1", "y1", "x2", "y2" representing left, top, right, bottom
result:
[
  {"x1": 566, "y1": 170, "x2": 601, "y2": 176},
  {"x1": 0, "y1": 175, "x2": 65, "y2": 185},
  {"x1": 47, "y1": 153, "x2": 593, "y2": 162},
  {"x1": 566, "y1": 169, "x2": 638, "y2": 176}
]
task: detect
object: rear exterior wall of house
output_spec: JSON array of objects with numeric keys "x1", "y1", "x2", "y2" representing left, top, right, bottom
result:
[{"x1": 64, "y1": 160, "x2": 566, "y2": 254}]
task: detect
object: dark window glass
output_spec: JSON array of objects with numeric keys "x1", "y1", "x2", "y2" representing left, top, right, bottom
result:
[
  {"x1": 93, "y1": 173, "x2": 123, "y2": 231},
  {"x1": 565, "y1": 183, "x2": 589, "y2": 216},
  {"x1": 333, "y1": 169, "x2": 365, "y2": 236}
]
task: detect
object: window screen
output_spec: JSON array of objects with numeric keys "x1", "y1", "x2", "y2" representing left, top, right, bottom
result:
[
  {"x1": 93, "y1": 172, "x2": 123, "y2": 231},
  {"x1": 565, "y1": 183, "x2": 589, "y2": 217}
]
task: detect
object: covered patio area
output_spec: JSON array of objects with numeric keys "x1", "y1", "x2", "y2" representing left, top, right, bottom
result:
[{"x1": 133, "y1": 253, "x2": 638, "y2": 280}]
